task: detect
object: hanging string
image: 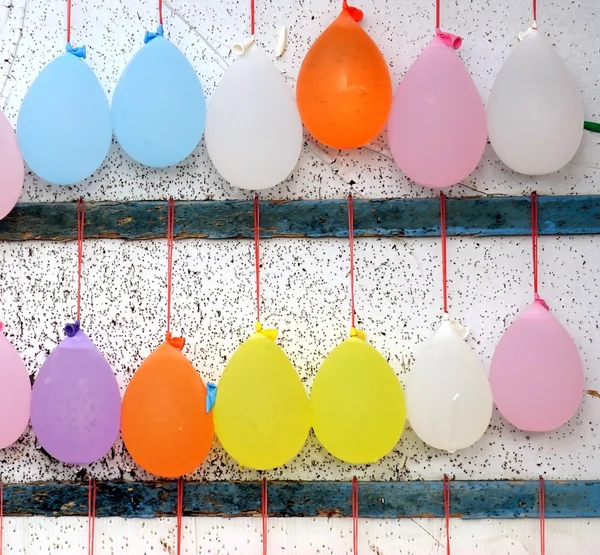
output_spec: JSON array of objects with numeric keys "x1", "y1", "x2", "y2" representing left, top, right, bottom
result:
[
  {"x1": 435, "y1": 0, "x2": 441, "y2": 29},
  {"x1": 87, "y1": 478, "x2": 97, "y2": 555},
  {"x1": 440, "y1": 193, "x2": 448, "y2": 314},
  {"x1": 66, "y1": 0, "x2": 72, "y2": 44},
  {"x1": 531, "y1": 192, "x2": 539, "y2": 296},
  {"x1": 539, "y1": 476, "x2": 546, "y2": 555},
  {"x1": 158, "y1": 0, "x2": 163, "y2": 25},
  {"x1": 250, "y1": 0, "x2": 255, "y2": 35},
  {"x1": 76, "y1": 198, "x2": 85, "y2": 322},
  {"x1": 443, "y1": 474, "x2": 451, "y2": 555},
  {"x1": 347, "y1": 195, "x2": 357, "y2": 329},
  {"x1": 176, "y1": 478, "x2": 184, "y2": 555},
  {"x1": 261, "y1": 477, "x2": 268, "y2": 555},
  {"x1": 254, "y1": 196, "x2": 261, "y2": 323},
  {"x1": 166, "y1": 198, "x2": 175, "y2": 334},
  {"x1": 532, "y1": 0, "x2": 537, "y2": 26},
  {"x1": 352, "y1": 477, "x2": 359, "y2": 554}
]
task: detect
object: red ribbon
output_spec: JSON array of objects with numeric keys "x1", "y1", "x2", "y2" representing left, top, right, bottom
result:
[
  {"x1": 443, "y1": 474, "x2": 451, "y2": 555},
  {"x1": 87, "y1": 478, "x2": 97, "y2": 555},
  {"x1": 76, "y1": 198, "x2": 85, "y2": 321},
  {"x1": 262, "y1": 478, "x2": 268, "y2": 555},
  {"x1": 352, "y1": 477, "x2": 359, "y2": 554}
]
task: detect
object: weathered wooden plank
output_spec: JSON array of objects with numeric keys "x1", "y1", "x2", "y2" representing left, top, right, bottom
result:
[
  {"x1": 0, "y1": 196, "x2": 599, "y2": 241},
  {"x1": 2, "y1": 480, "x2": 599, "y2": 519}
]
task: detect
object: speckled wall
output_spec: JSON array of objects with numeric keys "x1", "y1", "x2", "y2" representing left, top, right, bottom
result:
[{"x1": 1, "y1": 0, "x2": 600, "y2": 552}]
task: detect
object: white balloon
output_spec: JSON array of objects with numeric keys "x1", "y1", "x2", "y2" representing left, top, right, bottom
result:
[
  {"x1": 205, "y1": 44, "x2": 303, "y2": 190},
  {"x1": 406, "y1": 319, "x2": 493, "y2": 453},
  {"x1": 487, "y1": 30, "x2": 583, "y2": 175}
]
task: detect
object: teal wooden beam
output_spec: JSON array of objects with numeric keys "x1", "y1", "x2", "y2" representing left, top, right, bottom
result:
[
  {"x1": 1, "y1": 480, "x2": 599, "y2": 519},
  {"x1": 0, "y1": 195, "x2": 599, "y2": 241}
]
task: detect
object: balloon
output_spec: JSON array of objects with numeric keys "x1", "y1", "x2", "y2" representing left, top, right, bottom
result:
[
  {"x1": 387, "y1": 31, "x2": 487, "y2": 189},
  {"x1": 490, "y1": 297, "x2": 584, "y2": 432},
  {"x1": 121, "y1": 334, "x2": 214, "y2": 478},
  {"x1": 112, "y1": 26, "x2": 206, "y2": 168},
  {"x1": 0, "y1": 112, "x2": 23, "y2": 220},
  {"x1": 31, "y1": 321, "x2": 121, "y2": 464},
  {"x1": 310, "y1": 332, "x2": 406, "y2": 464},
  {"x1": 205, "y1": 43, "x2": 302, "y2": 190},
  {"x1": 405, "y1": 319, "x2": 493, "y2": 452},
  {"x1": 296, "y1": 6, "x2": 392, "y2": 149},
  {"x1": 214, "y1": 325, "x2": 309, "y2": 470},
  {"x1": 0, "y1": 322, "x2": 31, "y2": 449},
  {"x1": 17, "y1": 46, "x2": 112, "y2": 185},
  {"x1": 487, "y1": 30, "x2": 583, "y2": 175}
]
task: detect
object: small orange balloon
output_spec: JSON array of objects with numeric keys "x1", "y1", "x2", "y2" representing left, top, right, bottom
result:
[
  {"x1": 297, "y1": 5, "x2": 392, "y2": 149},
  {"x1": 121, "y1": 334, "x2": 214, "y2": 478}
]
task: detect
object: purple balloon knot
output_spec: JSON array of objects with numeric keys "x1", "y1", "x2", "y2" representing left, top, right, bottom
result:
[
  {"x1": 436, "y1": 29, "x2": 462, "y2": 50},
  {"x1": 534, "y1": 293, "x2": 550, "y2": 311},
  {"x1": 64, "y1": 320, "x2": 81, "y2": 337}
]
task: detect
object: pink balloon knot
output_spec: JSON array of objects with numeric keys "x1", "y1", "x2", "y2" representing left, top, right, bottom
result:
[
  {"x1": 534, "y1": 293, "x2": 550, "y2": 311},
  {"x1": 436, "y1": 28, "x2": 463, "y2": 50},
  {"x1": 166, "y1": 332, "x2": 186, "y2": 351},
  {"x1": 64, "y1": 320, "x2": 81, "y2": 338},
  {"x1": 343, "y1": 2, "x2": 364, "y2": 22},
  {"x1": 0, "y1": 322, "x2": 4, "y2": 332}
]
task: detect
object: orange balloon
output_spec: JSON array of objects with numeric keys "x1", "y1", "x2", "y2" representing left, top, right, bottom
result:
[
  {"x1": 297, "y1": 6, "x2": 392, "y2": 149},
  {"x1": 121, "y1": 334, "x2": 214, "y2": 477}
]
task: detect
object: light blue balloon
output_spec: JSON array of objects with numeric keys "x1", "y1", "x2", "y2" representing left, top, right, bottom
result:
[
  {"x1": 112, "y1": 26, "x2": 206, "y2": 168},
  {"x1": 17, "y1": 45, "x2": 112, "y2": 186}
]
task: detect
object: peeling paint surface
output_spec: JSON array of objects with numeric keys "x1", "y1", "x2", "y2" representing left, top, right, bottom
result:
[{"x1": 1, "y1": 0, "x2": 600, "y2": 552}]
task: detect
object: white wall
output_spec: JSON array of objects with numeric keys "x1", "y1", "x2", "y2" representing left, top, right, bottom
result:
[{"x1": 1, "y1": 0, "x2": 600, "y2": 552}]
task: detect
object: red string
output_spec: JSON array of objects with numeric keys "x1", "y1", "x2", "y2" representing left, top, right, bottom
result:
[
  {"x1": 348, "y1": 195, "x2": 357, "y2": 329},
  {"x1": 435, "y1": 0, "x2": 441, "y2": 29},
  {"x1": 0, "y1": 480, "x2": 3, "y2": 555},
  {"x1": 440, "y1": 193, "x2": 448, "y2": 314},
  {"x1": 87, "y1": 478, "x2": 97, "y2": 555},
  {"x1": 76, "y1": 198, "x2": 85, "y2": 322},
  {"x1": 352, "y1": 477, "x2": 359, "y2": 554},
  {"x1": 443, "y1": 474, "x2": 451, "y2": 555},
  {"x1": 531, "y1": 192, "x2": 539, "y2": 295},
  {"x1": 66, "y1": 0, "x2": 72, "y2": 43},
  {"x1": 159, "y1": 0, "x2": 163, "y2": 25},
  {"x1": 254, "y1": 196, "x2": 261, "y2": 323},
  {"x1": 261, "y1": 478, "x2": 268, "y2": 555},
  {"x1": 176, "y1": 478, "x2": 184, "y2": 555},
  {"x1": 533, "y1": 0, "x2": 537, "y2": 23},
  {"x1": 167, "y1": 198, "x2": 175, "y2": 334},
  {"x1": 250, "y1": 0, "x2": 255, "y2": 35},
  {"x1": 539, "y1": 476, "x2": 546, "y2": 555}
]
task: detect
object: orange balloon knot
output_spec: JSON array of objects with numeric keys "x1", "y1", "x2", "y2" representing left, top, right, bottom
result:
[
  {"x1": 166, "y1": 332, "x2": 186, "y2": 350},
  {"x1": 350, "y1": 327, "x2": 366, "y2": 341},
  {"x1": 435, "y1": 29, "x2": 462, "y2": 50},
  {"x1": 64, "y1": 320, "x2": 81, "y2": 338},
  {"x1": 256, "y1": 321, "x2": 278, "y2": 341},
  {"x1": 342, "y1": 1, "x2": 364, "y2": 22},
  {"x1": 534, "y1": 293, "x2": 550, "y2": 311}
]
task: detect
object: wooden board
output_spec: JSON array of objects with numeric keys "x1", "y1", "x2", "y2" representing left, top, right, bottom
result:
[
  {"x1": 2, "y1": 480, "x2": 599, "y2": 519},
  {"x1": 1, "y1": 195, "x2": 600, "y2": 241}
]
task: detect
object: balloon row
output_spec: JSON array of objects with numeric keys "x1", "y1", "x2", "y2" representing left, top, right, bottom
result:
[
  {"x1": 0, "y1": 7, "x2": 584, "y2": 205},
  {"x1": 0, "y1": 292, "x2": 583, "y2": 477}
]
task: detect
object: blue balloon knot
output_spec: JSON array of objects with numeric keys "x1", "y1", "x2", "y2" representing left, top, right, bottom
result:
[
  {"x1": 206, "y1": 382, "x2": 217, "y2": 414},
  {"x1": 64, "y1": 320, "x2": 81, "y2": 338},
  {"x1": 66, "y1": 43, "x2": 87, "y2": 59},
  {"x1": 144, "y1": 24, "x2": 164, "y2": 44}
]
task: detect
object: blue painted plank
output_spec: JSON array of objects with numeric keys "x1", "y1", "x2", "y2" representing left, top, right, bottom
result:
[
  {"x1": 2, "y1": 480, "x2": 600, "y2": 519},
  {"x1": 0, "y1": 196, "x2": 599, "y2": 241}
]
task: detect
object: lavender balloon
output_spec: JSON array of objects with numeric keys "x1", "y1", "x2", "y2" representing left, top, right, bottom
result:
[{"x1": 31, "y1": 321, "x2": 121, "y2": 464}]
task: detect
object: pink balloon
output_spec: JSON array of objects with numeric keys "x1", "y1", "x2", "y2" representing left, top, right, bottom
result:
[
  {"x1": 0, "y1": 322, "x2": 31, "y2": 449},
  {"x1": 0, "y1": 111, "x2": 24, "y2": 220},
  {"x1": 490, "y1": 297, "x2": 584, "y2": 432},
  {"x1": 387, "y1": 31, "x2": 487, "y2": 189}
]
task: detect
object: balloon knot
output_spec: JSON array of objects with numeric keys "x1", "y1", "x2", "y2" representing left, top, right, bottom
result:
[
  {"x1": 64, "y1": 320, "x2": 81, "y2": 338},
  {"x1": 0, "y1": 322, "x2": 4, "y2": 332},
  {"x1": 166, "y1": 332, "x2": 186, "y2": 350},
  {"x1": 534, "y1": 293, "x2": 550, "y2": 311},
  {"x1": 435, "y1": 29, "x2": 462, "y2": 50},
  {"x1": 350, "y1": 327, "x2": 366, "y2": 341},
  {"x1": 66, "y1": 43, "x2": 86, "y2": 58},
  {"x1": 256, "y1": 322, "x2": 278, "y2": 341},
  {"x1": 206, "y1": 383, "x2": 217, "y2": 414},
  {"x1": 144, "y1": 24, "x2": 164, "y2": 44},
  {"x1": 343, "y1": 1, "x2": 363, "y2": 22}
]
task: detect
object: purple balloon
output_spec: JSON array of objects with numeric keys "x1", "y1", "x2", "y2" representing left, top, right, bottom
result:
[{"x1": 31, "y1": 321, "x2": 121, "y2": 464}]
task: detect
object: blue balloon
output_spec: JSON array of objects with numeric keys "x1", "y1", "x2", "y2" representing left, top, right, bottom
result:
[
  {"x1": 112, "y1": 26, "x2": 206, "y2": 168},
  {"x1": 17, "y1": 45, "x2": 112, "y2": 185}
]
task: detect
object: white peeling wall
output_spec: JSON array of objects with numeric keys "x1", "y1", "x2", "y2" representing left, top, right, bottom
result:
[{"x1": 1, "y1": 0, "x2": 600, "y2": 553}]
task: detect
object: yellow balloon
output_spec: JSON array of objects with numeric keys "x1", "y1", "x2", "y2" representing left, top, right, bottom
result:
[
  {"x1": 214, "y1": 324, "x2": 310, "y2": 470},
  {"x1": 310, "y1": 331, "x2": 406, "y2": 464}
]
